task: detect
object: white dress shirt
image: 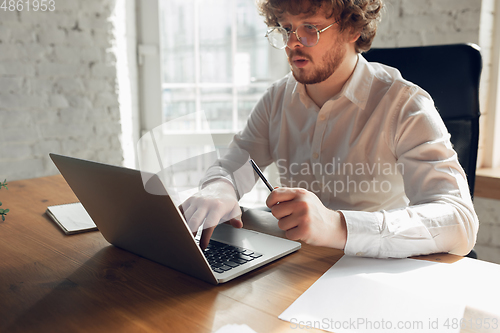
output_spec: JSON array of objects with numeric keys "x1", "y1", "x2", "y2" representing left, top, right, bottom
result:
[{"x1": 208, "y1": 54, "x2": 478, "y2": 258}]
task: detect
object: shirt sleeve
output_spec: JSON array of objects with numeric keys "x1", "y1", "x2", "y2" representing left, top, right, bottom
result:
[{"x1": 341, "y1": 85, "x2": 479, "y2": 258}]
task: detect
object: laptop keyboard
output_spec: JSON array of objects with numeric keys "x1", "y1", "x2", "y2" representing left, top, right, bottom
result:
[{"x1": 203, "y1": 240, "x2": 263, "y2": 274}]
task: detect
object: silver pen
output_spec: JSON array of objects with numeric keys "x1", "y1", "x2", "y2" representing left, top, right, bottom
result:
[{"x1": 249, "y1": 159, "x2": 274, "y2": 192}]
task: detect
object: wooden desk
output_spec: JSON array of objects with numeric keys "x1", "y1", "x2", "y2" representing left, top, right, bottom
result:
[
  {"x1": 0, "y1": 176, "x2": 459, "y2": 333},
  {"x1": 0, "y1": 175, "x2": 342, "y2": 332}
]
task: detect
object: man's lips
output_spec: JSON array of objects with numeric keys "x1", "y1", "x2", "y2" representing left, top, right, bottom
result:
[
  {"x1": 291, "y1": 56, "x2": 310, "y2": 68},
  {"x1": 289, "y1": 52, "x2": 311, "y2": 69}
]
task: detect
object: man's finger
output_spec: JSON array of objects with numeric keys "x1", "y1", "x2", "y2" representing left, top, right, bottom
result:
[
  {"x1": 229, "y1": 218, "x2": 243, "y2": 228},
  {"x1": 266, "y1": 187, "x2": 300, "y2": 207},
  {"x1": 284, "y1": 225, "x2": 303, "y2": 241},
  {"x1": 270, "y1": 200, "x2": 295, "y2": 220},
  {"x1": 186, "y1": 206, "x2": 209, "y2": 233},
  {"x1": 276, "y1": 213, "x2": 300, "y2": 232},
  {"x1": 199, "y1": 225, "x2": 216, "y2": 250}
]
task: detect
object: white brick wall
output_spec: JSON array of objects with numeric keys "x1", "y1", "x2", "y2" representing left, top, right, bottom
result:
[
  {"x1": 0, "y1": 0, "x2": 123, "y2": 181},
  {"x1": 473, "y1": 198, "x2": 500, "y2": 264},
  {"x1": 373, "y1": 0, "x2": 481, "y2": 47}
]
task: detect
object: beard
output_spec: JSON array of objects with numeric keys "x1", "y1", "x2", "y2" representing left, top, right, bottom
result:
[{"x1": 288, "y1": 42, "x2": 346, "y2": 85}]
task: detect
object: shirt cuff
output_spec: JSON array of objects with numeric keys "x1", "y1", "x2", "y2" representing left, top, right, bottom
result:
[{"x1": 340, "y1": 210, "x2": 384, "y2": 258}]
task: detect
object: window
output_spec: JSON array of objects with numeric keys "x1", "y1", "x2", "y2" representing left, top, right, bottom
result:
[
  {"x1": 159, "y1": 0, "x2": 278, "y2": 133},
  {"x1": 137, "y1": 0, "x2": 287, "y2": 205}
]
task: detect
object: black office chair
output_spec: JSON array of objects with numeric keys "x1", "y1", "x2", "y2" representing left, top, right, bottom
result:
[{"x1": 364, "y1": 43, "x2": 482, "y2": 258}]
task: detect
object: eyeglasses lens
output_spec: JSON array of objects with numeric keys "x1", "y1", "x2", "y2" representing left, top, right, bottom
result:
[
  {"x1": 267, "y1": 28, "x2": 288, "y2": 49},
  {"x1": 267, "y1": 25, "x2": 319, "y2": 49},
  {"x1": 297, "y1": 25, "x2": 318, "y2": 47}
]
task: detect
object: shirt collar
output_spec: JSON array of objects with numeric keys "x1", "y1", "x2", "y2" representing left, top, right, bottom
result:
[
  {"x1": 342, "y1": 54, "x2": 374, "y2": 110},
  {"x1": 292, "y1": 53, "x2": 375, "y2": 110}
]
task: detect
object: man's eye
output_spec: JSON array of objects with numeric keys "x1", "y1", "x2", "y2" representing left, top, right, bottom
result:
[{"x1": 303, "y1": 24, "x2": 318, "y2": 33}]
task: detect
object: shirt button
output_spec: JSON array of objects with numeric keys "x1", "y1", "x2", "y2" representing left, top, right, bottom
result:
[
  {"x1": 319, "y1": 115, "x2": 326, "y2": 121},
  {"x1": 356, "y1": 252, "x2": 365, "y2": 257},
  {"x1": 313, "y1": 153, "x2": 319, "y2": 159}
]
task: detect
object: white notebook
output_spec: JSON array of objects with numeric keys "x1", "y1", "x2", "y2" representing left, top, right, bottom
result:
[{"x1": 46, "y1": 202, "x2": 97, "y2": 234}]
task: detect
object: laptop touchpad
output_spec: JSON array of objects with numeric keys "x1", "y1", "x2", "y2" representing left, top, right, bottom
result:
[{"x1": 211, "y1": 223, "x2": 258, "y2": 249}]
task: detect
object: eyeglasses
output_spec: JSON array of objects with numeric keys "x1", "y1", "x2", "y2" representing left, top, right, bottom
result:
[{"x1": 265, "y1": 22, "x2": 337, "y2": 49}]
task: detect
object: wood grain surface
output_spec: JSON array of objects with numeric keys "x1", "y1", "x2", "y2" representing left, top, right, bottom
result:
[{"x1": 0, "y1": 175, "x2": 345, "y2": 333}]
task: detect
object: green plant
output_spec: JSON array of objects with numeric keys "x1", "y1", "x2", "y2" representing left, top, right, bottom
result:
[{"x1": 0, "y1": 179, "x2": 8, "y2": 221}]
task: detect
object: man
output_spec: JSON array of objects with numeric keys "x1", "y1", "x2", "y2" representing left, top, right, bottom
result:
[{"x1": 181, "y1": 0, "x2": 478, "y2": 258}]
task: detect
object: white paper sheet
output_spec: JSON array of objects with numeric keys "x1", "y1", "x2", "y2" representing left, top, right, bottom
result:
[
  {"x1": 214, "y1": 324, "x2": 257, "y2": 333},
  {"x1": 280, "y1": 256, "x2": 500, "y2": 333}
]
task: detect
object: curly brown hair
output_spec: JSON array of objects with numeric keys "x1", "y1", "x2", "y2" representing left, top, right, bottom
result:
[{"x1": 257, "y1": 0, "x2": 384, "y2": 53}]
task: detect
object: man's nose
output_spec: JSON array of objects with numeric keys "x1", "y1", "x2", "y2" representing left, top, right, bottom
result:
[{"x1": 286, "y1": 31, "x2": 302, "y2": 49}]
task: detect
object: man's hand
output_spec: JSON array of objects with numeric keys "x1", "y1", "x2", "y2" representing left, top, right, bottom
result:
[
  {"x1": 266, "y1": 187, "x2": 347, "y2": 249},
  {"x1": 180, "y1": 180, "x2": 242, "y2": 249}
]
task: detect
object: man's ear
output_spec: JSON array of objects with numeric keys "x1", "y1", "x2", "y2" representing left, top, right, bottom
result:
[{"x1": 349, "y1": 32, "x2": 361, "y2": 44}]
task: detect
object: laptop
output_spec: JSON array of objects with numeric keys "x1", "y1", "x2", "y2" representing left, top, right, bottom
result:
[{"x1": 49, "y1": 153, "x2": 301, "y2": 284}]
